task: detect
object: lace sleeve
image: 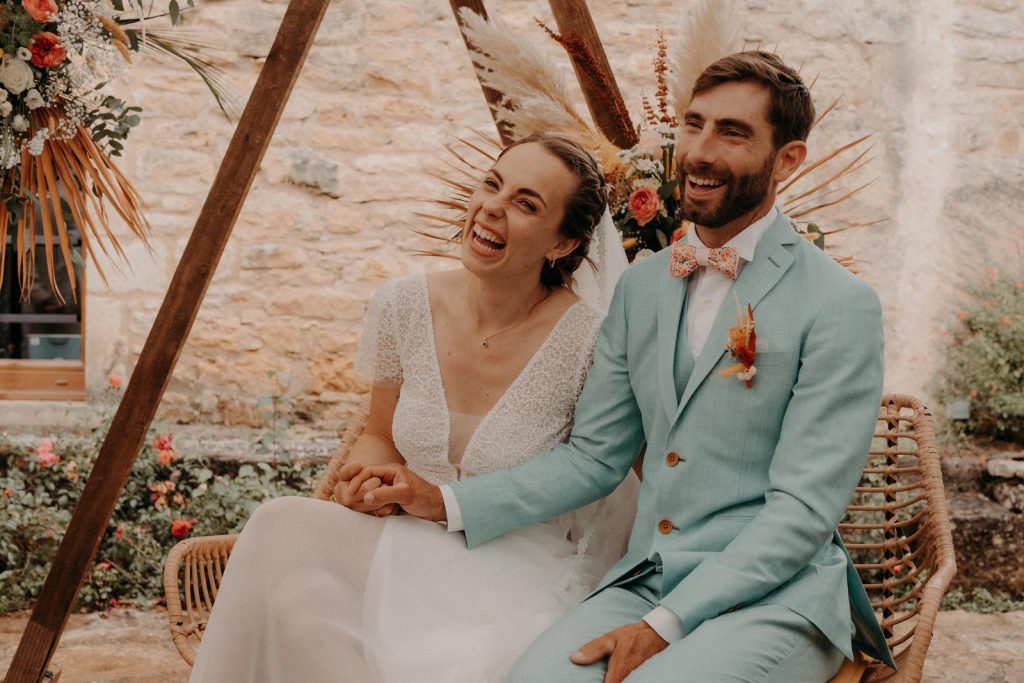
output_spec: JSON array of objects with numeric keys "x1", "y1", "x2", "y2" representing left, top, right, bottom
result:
[{"x1": 353, "y1": 280, "x2": 404, "y2": 386}]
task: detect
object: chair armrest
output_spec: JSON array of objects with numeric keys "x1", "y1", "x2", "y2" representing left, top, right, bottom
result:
[{"x1": 163, "y1": 534, "x2": 239, "y2": 666}]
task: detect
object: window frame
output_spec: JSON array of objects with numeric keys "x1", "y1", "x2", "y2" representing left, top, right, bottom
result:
[{"x1": 0, "y1": 232, "x2": 86, "y2": 401}]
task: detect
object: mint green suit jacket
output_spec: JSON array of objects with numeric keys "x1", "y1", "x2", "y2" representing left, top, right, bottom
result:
[{"x1": 450, "y1": 213, "x2": 895, "y2": 668}]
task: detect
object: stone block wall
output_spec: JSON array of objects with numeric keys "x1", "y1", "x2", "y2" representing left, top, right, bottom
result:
[{"x1": 7, "y1": 0, "x2": 1022, "y2": 431}]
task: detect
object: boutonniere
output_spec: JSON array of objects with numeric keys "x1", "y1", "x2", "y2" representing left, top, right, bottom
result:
[{"x1": 721, "y1": 295, "x2": 757, "y2": 388}]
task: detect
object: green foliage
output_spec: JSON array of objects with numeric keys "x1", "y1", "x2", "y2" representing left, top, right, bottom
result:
[
  {"x1": 88, "y1": 96, "x2": 143, "y2": 157},
  {"x1": 937, "y1": 272, "x2": 1024, "y2": 443},
  {"x1": 0, "y1": 427, "x2": 319, "y2": 613},
  {"x1": 941, "y1": 587, "x2": 1024, "y2": 613}
]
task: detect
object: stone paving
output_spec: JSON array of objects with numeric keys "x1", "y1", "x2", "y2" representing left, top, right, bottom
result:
[{"x1": 2, "y1": 608, "x2": 1023, "y2": 682}]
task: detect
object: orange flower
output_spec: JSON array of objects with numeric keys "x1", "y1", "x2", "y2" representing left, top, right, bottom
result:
[
  {"x1": 21, "y1": 0, "x2": 57, "y2": 22},
  {"x1": 721, "y1": 302, "x2": 757, "y2": 388},
  {"x1": 3, "y1": 488, "x2": 12, "y2": 497},
  {"x1": 29, "y1": 32, "x2": 66, "y2": 68},
  {"x1": 157, "y1": 449, "x2": 176, "y2": 466},
  {"x1": 628, "y1": 187, "x2": 660, "y2": 226},
  {"x1": 107, "y1": 373, "x2": 123, "y2": 389},
  {"x1": 957, "y1": 311, "x2": 968, "y2": 321},
  {"x1": 152, "y1": 433, "x2": 173, "y2": 451},
  {"x1": 115, "y1": 525, "x2": 124, "y2": 541},
  {"x1": 1000, "y1": 316, "x2": 1013, "y2": 326},
  {"x1": 170, "y1": 518, "x2": 196, "y2": 539}
]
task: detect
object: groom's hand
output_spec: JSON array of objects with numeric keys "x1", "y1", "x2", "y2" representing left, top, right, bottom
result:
[
  {"x1": 346, "y1": 464, "x2": 447, "y2": 522},
  {"x1": 570, "y1": 621, "x2": 668, "y2": 683}
]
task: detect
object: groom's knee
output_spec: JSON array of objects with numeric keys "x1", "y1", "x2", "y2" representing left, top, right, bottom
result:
[{"x1": 506, "y1": 641, "x2": 605, "y2": 683}]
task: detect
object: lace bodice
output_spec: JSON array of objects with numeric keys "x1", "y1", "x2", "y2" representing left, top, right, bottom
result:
[{"x1": 354, "y1": 273, "x2": 603, "y2": 486}]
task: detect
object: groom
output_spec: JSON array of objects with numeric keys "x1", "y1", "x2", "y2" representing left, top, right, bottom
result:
[{"x1": 351, "y1": 51, "x2": 895, "y2": 681}]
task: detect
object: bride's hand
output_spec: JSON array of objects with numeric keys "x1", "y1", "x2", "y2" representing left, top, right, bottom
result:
[
  {"x1": 346, "y1": 464, "x2": 447, "y2": 522},
  {"x1": 332, "y1": 463, "x2": 399, "y2": 517}
]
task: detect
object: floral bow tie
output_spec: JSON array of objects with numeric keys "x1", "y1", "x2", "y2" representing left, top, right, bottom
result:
[{"x1": 669, "y1": 242, "x2": 740, "y2": 280}]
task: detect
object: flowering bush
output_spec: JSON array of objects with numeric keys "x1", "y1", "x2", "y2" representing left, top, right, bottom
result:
[
  {"x1": 0, "y1": 427, "x2": 320, "y2": 613},
  {"x1": 937, "y1": 271, "x2": 1024, "y2": 443}
]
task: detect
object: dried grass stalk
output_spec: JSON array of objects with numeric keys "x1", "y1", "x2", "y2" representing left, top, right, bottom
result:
[
  {"x1": 669, "y1": 0, "x2": 738, "y2": 119},
  {"x1": 457, "y1": 7, "x2": 608, "y2": 153}
]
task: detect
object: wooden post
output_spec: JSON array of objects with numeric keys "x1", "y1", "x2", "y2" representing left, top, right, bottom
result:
[
  {"x1": 449, "y1": 0, "x2": 514, "y2": 145},
  {"x1": 4, "y1": 0, "x2": 331, "y2": 679},
  {"x1": 547, "y1": 0, "x2": 636, "y2": 148}
]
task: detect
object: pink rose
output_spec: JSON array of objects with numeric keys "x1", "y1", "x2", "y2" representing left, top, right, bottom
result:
[
  {"x1": 107, "y1": 373, "x2": 122, "y2": 389},
  {"x1": 157, "y1": 449, "x2": 176, "y2": 466},
  {"x1": 628, "y1": 187, "x2": 661, "y2": 227},
  {"x1": 36, "y1": 439, "x2": 59, "y2": 468},
  {"x1": 21, "y1": 0, "x2": 58, "y2": 23}
]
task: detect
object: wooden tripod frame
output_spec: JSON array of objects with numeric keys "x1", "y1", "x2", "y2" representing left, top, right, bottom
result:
[{"x1": 5, "y1": 1, "x2": 627, "y2": 680}]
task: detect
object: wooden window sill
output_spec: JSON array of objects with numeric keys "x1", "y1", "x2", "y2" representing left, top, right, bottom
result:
[{"x1": 0, "y1": 359, "x2": 86, "y2": 401}]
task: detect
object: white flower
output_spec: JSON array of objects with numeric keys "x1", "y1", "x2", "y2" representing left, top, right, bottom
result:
[
  {"x1": 654, "y1": 123, "x2": 674, "y2": 135},
  {"x1": 0, "y1": 102, "x2": 11, "y2": 117},
  {"x1": 0, "y1": 89, "x2": 8, "y2": 102},
  {"x1": 635, "y1": 158, "x2": 663, "y2": 174},
  {"x1": 16, "y1": 48, "x2": 32, "y2": 62},
  {"x1": 632, "y1": 177, "x2": 661, "y2": 191},
  {"x1": 28, "y1": 128, "x2": 49, "y2": 156},
  {"x1": 25, "y1": 89, "x2": 44, "y2": 110},
  {"x1": 12, "y1": 114, "x2": 29, "y2": 132},
  {"x1": 737, "y1": 366, "x2": 758, "y2": 382},
  {"x1": 0, "y1": 56, "x2": 34, "y2": 94}
]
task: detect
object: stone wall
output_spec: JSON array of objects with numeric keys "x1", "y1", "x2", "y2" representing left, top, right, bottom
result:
[{"x1": 4, "y1": 0, "x2": 1022, "y2": 431}]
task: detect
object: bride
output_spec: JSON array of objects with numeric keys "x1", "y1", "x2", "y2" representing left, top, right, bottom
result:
[{"x1": 189, "y1": 134, "x2": 638, "y2": 682}]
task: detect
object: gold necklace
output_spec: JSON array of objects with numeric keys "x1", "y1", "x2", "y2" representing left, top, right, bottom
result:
[{"x1": 467, "y1": 282, "x2": 550, "y2": 348}]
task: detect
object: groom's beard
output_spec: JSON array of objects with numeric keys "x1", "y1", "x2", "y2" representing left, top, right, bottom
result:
[{"x1": 681, "y1": 152, "x2": 775, "y2": 229}]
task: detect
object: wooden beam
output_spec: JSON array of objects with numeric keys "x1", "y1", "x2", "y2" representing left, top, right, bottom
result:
[
  {"x1": 547, "y1": 0, "x2": 636, "y2": 148},
  {"x1": 449, "y1": 0, "x2": 514, "y2": 146},
  {"x1": 4, "y1": 0, "x2": 332, "y2": 680}
]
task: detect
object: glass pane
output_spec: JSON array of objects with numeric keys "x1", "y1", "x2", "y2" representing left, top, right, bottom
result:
[{"x1": 0, "y1": 234, "x2": 83, "y2": 360}]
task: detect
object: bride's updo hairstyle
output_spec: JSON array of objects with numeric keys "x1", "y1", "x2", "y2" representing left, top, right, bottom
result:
[{"x1": 496, "y1": 134, "x2": 607, "y2": 290}]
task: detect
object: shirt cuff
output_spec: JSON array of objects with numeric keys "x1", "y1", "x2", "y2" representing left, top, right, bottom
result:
[
  {"x1": 642, "y1": 605, "x2": 684, "y2": 643},
  {"x1": 438, "y1": 484, "x2": 464, "y2": 532}
]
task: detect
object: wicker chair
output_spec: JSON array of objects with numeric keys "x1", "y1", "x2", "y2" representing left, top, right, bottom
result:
[{"x1": 163, "y1": 394, "x2": 956, "y2": 682}]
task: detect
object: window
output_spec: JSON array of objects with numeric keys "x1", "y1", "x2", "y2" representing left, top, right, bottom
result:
[{"x1": 0, "y1": 230, "x2": 85, "y2": 400}]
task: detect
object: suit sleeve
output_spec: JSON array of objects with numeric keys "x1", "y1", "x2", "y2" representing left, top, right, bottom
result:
[
  {"x1": 659, "y1": 282, "x2": 885, "y2": 635},
  {"x1": 450, "y1": 273, "x2": 646, "y2": 548}
]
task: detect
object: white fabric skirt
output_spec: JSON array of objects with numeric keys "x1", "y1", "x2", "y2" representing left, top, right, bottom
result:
[{"x1": 189, "y1": 496, "x2": 607, "y2": 683}]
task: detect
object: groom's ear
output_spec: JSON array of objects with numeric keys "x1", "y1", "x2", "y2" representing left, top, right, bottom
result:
[
  {"x1": 772, "y1": 140, "x2": 807, "y2": 183},
  {"x1": 548, "y1": 237, "x2": 581, "y2": 262}
]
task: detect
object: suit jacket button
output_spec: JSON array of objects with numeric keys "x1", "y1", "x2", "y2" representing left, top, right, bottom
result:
[
  {"x1": 658, "y1": 519, "x2": 673, "y2": 534},
  {"x1": 666, "y1": 452, "x2": 680, "y2": 467}
]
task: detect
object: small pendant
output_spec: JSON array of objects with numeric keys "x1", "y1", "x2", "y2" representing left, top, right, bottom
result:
[{"x1": 482, "y1": 339, "x2": 489, "y2": 348}]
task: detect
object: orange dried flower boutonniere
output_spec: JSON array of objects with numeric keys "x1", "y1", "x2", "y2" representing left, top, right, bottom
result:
[{"x1": 721, "y1": 296, "x2": 757, "y2": 388}]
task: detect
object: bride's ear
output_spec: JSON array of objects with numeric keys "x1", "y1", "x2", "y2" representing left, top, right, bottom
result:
[{"x1": 547, "y1": 237, "x2": 580, "y2": 262}]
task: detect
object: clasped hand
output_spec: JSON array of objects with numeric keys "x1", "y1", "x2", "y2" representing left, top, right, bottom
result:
[{"x1": 332, "y1": 462, "x2": 447, "y2": 522}]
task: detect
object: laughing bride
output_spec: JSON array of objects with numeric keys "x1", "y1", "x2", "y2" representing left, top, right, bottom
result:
[{"x1": 189, "y1": 134, "x2": 639, "y2": 682}]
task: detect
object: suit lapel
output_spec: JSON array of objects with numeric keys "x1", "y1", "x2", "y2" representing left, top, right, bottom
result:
[
  {"x1": 657, "y1": 269, "x2": 687, "y2": 419},
  {"x1": 673, "y1": 214, "x2": 797, "y2": 423}
]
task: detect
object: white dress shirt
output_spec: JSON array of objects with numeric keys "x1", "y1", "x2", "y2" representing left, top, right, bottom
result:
[{"x1": 440, "y1": 206, "x2": 779, "y2": 644}]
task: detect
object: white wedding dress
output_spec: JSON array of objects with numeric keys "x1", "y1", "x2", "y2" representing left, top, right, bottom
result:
[{"x1": 190, "y1": 267, "x2": 640, "y2": 682}]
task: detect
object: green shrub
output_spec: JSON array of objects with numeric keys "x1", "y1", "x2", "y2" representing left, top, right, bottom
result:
[
  {"x1": 0, "y1": 428, "x2": 320, "y2": 613},
  {"x1": 937, "y1": 272, "x2": 1024, "y2": 443}
]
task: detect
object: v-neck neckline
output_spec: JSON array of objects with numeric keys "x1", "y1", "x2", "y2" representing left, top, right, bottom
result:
[{"x1": 419, "y1": 273, "x2": 582, "y2": 473}]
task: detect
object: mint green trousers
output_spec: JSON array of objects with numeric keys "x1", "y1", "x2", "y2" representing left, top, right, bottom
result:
[{"x1": 506, "y1": 567, "x2": 845, "y2": 682}]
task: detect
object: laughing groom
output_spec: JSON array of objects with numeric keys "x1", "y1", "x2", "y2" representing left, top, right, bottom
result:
[{"x1": 351, "y1": 51, "x2": 895, "y2": 682}]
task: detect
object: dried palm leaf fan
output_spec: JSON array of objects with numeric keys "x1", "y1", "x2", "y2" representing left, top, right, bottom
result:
[
  {"x1": 0, "y1": 1, "x2": 240, "y2": 302},
  {"x1": 419, "y1": 2, "x2": 881, "y2": 273}
]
